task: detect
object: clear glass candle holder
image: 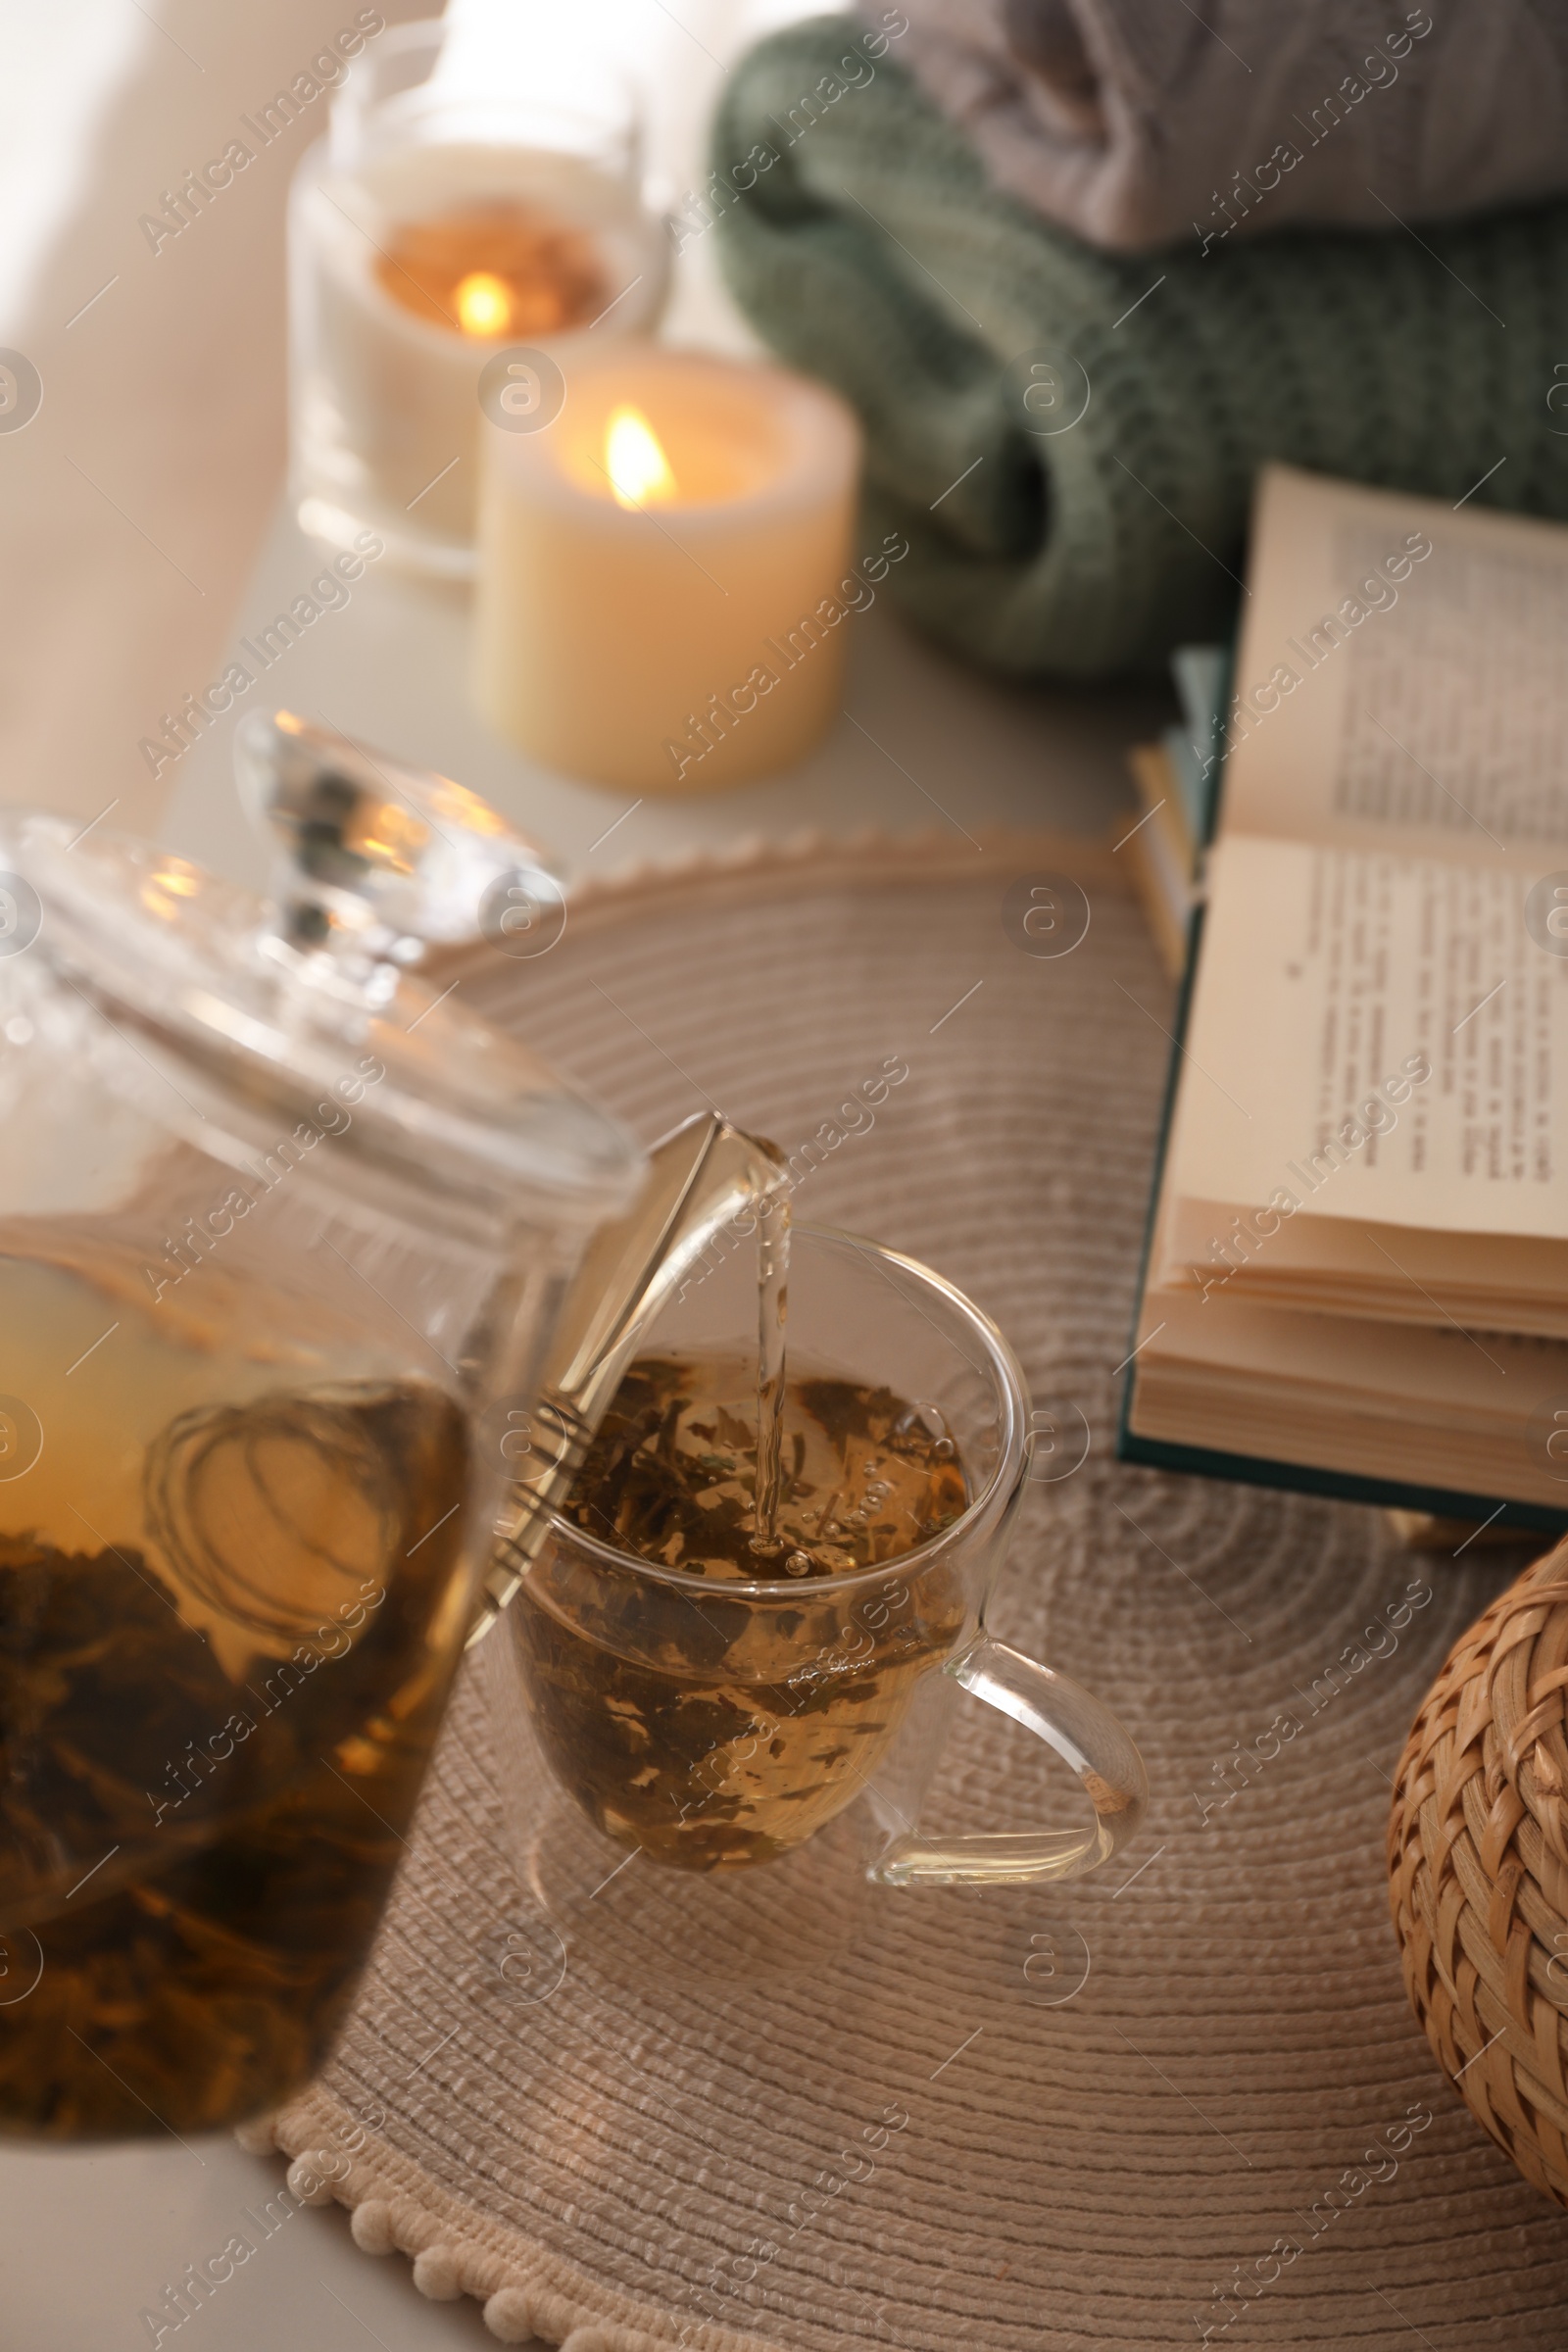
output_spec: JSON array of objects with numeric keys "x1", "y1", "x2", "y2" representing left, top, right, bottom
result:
[{"x1": 288, "y1": 17, "x2": 669, "y2": 579}]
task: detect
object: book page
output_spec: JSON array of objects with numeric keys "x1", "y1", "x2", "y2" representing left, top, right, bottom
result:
[
  {"x1": 1127, "y1": 1282, "x2": 1568, "y2": 1508},
  {"x1": 1160, "y1": 834, "x2": 1568, "y2": 1244},
  {"x1": 1134, "y1": 1281, "x2": 1568, "y2": 1424},
  {"x1": 1220, "y1": 466, "x2": 1568, "y2": 858},
  {"x1": 1152, "y1": 1188, "x2": 1568, "y2": 1340}
]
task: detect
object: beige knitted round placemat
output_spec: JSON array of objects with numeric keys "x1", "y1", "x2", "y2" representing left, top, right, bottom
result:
[{"x1": 251, "y1": 833, "x2": 1568, "y2": 2349}]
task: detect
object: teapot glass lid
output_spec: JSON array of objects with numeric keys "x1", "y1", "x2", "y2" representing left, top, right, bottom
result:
[{"x1": 0, "y1": 714, "x2": 643, "y2": 1243}]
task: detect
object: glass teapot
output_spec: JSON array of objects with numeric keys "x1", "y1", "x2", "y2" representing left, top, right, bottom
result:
[{"x1": 0, "y1": 713, "x2": 780, "y2": 2142}]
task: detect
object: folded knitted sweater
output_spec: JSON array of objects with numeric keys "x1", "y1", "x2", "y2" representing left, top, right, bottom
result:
[{"x1": 710, "y1": 15, "x2": 1568, "y2": 678}]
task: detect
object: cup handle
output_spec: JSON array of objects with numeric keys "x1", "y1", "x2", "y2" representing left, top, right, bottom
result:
[{"x1": 867, "y1": 1635, "x2": 1149, "y2": 1886}]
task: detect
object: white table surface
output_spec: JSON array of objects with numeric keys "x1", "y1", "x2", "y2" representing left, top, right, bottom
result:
[
  {"x1": 0, "y1": 5, "x2": 1171, "y2": 2341},
  {"x1": 155, "y1": 495, "x2": 1163, "y2": 889}
]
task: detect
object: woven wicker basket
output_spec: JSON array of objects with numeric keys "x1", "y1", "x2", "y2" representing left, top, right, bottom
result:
[{"x1": 1390, "y1": 1538, "x2": 1568, "y2": 2206}]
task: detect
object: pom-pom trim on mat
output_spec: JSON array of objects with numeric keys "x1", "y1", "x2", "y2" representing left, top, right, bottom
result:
[
  {"x1": 241, "y1": 2109, "x2": 757, "y2": 2350},
  {"x1": 1391, "y1": 1537, "x2": 1568, "y2": 2209}
]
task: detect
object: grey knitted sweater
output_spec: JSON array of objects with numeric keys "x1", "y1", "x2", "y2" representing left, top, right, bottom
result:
[{"x1": 879, "y1": 0, "x2": 1568, "y2": 252}]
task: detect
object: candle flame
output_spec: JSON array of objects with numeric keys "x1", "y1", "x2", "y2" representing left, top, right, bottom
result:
[
  {"x1": 606, "y1": 406, "x2": 676, "y2": 510},
  {"x1": 454, "y1": 271, "x2": 513, "y2": 337}
]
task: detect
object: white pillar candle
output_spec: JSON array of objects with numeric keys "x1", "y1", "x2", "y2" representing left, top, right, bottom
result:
[{"x1": 473, "y1": 346, "x2": 862, "y2": 792}]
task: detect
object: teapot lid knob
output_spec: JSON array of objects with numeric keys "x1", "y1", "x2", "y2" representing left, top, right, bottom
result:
[{"x1": 235, "y1": 709, "x2": 563, "y2": 999}]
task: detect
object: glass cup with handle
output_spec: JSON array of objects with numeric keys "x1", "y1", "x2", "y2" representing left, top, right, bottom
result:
[{"x1": 482, "y1": 1222, "x2": 1148, "y2": 1924}]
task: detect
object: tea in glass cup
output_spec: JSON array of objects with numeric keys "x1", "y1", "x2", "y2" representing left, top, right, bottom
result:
[
  {"x1": 513, "y1": 1350, "x2": 970, "y2": 1868},
  {"x1": 490, "y1": 1226, "x2": 1149, "y2": 1891}
]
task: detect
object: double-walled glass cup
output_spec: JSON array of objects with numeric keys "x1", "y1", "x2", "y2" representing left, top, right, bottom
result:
[{"x1": 485, "y1": 1226, "x2": 1147, "y2": 1907}]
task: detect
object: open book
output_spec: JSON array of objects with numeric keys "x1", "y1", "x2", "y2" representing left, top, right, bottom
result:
[{"x1": 1121, "y1": 466, "x2": 1568, "y2": 1525}]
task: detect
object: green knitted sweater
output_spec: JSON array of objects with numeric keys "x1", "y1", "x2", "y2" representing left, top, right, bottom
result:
[{"x1": 710, "y1": 16, "x2": 1568, "y2": 678}]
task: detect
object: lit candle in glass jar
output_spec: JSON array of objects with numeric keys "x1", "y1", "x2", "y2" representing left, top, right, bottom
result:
[
  {"x1": 473, "y1": 347, "x2": 861, "y2": 793},
  {"x1": 288, "y1": 21, "x2": 667, "y2": 578}
]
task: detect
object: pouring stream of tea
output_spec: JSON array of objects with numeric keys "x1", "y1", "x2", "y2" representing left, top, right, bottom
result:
[{"x1": 750, "y1": 1195, "x2": 789, "y2": 1560}]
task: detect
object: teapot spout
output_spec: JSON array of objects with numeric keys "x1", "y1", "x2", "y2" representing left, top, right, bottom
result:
[{"x1": 468, "y1": 1112, "x2": 788, "y2": 1640}]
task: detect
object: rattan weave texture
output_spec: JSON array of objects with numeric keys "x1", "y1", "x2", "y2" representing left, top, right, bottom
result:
[{"x1": 1392, "y1": 1540, "x2": 1568, "y2": 2208}]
